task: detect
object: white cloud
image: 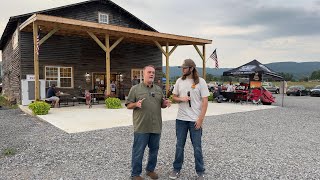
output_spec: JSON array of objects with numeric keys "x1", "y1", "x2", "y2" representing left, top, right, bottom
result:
[{"x1": 0, "y1": 0, "x2": 320, "y2": 68}]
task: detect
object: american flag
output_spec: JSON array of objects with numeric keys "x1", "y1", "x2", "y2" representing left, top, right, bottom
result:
[
  {"x1": 36, "y1": 31, "x2": 40, "y2": 55},
  {"x1": 209, "y1": 49, "x2": 219, "y2": 69}
]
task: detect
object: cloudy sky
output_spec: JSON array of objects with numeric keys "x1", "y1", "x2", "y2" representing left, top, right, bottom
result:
[{"x1": 1, "y1": 0, "x2": 320, "y2": 68}]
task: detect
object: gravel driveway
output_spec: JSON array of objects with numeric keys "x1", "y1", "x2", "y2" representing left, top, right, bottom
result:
[{"x1": 1, "y1": 95, "x2": 319, "y2": 179}]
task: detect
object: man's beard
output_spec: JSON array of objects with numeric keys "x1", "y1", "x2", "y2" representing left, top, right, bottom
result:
[{"x1": 183, "y1": 70, "x2": 192, "y2": 76}]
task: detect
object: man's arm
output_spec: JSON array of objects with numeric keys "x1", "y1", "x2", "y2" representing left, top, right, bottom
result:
[
  {"x1": 172, "y1": 94, "x2": 189, "y2": 103},
  {"x1": 127, "y1": 98, "x2": 145, "y2": 109},
  {"x1": 195, "y1": 97, "x2": 208, "y2": 129},
  {"x1": 126, "y1": 102, "x2": 138, "y2": 109}
]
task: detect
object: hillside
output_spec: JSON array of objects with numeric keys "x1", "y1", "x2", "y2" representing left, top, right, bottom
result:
[{"x1": 163, "y1": 61, "x2": 320, "y2": 79}]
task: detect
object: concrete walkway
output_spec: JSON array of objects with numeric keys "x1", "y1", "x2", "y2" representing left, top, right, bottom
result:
[{"x1": 20, "y1": 102, "x2": 277, "y2": 133}]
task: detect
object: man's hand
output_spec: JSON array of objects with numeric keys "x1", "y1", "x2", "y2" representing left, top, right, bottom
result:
[
  {"x1": 179, "y1": 96, "x2": 190, "y2": 102},
  {"x1": 162, "y1": 98, "x2": 171, "y2": 108},
  {"x1": 194, "y1": 118, "x2": 203, "y2": 130},
  {"x1": 135, "y1": 98, "x2": 145, "y2": 108}
]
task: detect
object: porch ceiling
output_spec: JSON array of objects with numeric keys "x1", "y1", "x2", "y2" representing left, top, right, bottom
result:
[{"x1": 19, "y1": 14, "x2": 212, "y2": 46}]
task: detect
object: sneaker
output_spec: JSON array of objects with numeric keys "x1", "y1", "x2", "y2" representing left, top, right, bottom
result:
[
  {"x1": 146, "y1": 171, "x2": 159, "y2": 179},
  {"x1": 196, "y1": 173, "x2": 205, "y2": 180},
  {"x1": 132, "y1": 176, "x2": 144, "y2": 180},
  {"x1": 169, "y1": 170, "x2": 180, "y2": 179}
]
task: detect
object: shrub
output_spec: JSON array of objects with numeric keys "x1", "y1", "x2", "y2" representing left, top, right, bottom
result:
[
  {"x1": 208, "y1": 92, "x2": 214, "y2": 102},
  {"x1": 105, "y1": 97, "x2": 122, "y2": 109},
  {"x1": 28, "y1": 101, "x2": 51, "y2": 115},
  {"x1": 168, "y1": 94, "x2": 176, "y2": 104}
]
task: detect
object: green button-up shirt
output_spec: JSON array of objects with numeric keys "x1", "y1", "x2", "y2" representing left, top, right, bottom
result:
[{"x1": 125, "y1": 83, "x2": 164, "y2": 133}]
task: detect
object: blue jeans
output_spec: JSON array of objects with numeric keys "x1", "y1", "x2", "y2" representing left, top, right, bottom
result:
[
  {"x1": 131, "y1": 133, "x2": 161, "y2": 177},
  {"x1": 173, "y1": 119, "x2": 205, "y2": 174}
]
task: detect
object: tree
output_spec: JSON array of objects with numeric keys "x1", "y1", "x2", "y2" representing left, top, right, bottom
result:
[
  {"x1": 310, "y1": 70, "x2": 320, "y2": 80},
  {"x1": 206, "y1": 73, "x2": 219, "y2": 82},
  {"x1": 279, "y1": 72, "x2": 294, "y2": 81},
  {"x1": 220, "y1": 75, "x2": 232, "y2": 82}
]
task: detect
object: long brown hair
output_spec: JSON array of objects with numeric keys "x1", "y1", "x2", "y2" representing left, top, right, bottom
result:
[{"x1": 182, "y1": 67, "x2": 200, "y2": 85}]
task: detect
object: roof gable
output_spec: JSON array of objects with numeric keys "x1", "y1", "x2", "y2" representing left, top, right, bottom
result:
[{"x1": 1, "y1": 0, "x2": 156, "y2": 49}]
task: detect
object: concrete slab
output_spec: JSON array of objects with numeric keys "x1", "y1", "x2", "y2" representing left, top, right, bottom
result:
[{"x1": 20, "y1": 102, "x2": 277, "y2": 134}]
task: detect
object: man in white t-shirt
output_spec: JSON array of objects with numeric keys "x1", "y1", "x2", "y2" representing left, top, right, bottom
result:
[
  {"x1": 169, "y1": 59, "x2": 209, "y2": 180},
  {"x1": 226, "y1": 81, "x2": 234, "y2": 92}
]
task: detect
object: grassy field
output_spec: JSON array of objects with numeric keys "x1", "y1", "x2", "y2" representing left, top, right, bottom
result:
[
  {"x1": 218, "y1": 81, "x2": 319, "y2": 89},
  {"x1": 273, "y1": 81, "x2": 320, "y2": 89}
]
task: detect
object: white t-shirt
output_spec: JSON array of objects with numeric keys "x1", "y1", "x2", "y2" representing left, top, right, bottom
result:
[
  {"x1": 226, "y1": 84, "x2": 234, "y2": 92},
  {"x1": 172, "y1": 77, "x2": 210, "y2": 121}
]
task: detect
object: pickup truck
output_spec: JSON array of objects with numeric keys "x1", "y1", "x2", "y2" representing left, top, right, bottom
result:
[{"x1": 262, "y1": 82, "x2": 279, "y2": 94}]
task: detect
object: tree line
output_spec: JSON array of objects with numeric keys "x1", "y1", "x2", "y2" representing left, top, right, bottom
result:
[{"x1": 167, "y1": 69, "x2": 320, "y2": 83}]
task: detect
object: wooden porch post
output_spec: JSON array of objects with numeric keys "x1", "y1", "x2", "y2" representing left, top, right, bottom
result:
[
  {"x1": 154, "y1": 41, "x2": 178, "y2": 96},
  {"x1": 193, "y1": 44, "x2": 206, "y2": 80},
  {"x1": 33, "y1": 22, "x2": 40, "y2": 101},
  {"x1": 105, "y1": 34, "x2": 111, "y2": 95},
  {"x1": 87, "y1": 31, "x2": 123, "y2": 96},
  {"x1": 165, "y1": 43, "x2": 170, "y2": 96}
]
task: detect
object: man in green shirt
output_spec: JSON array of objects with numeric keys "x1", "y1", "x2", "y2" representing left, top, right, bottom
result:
[{"x1": 126, "y1": 65, "x2": 171, "y2": 180}]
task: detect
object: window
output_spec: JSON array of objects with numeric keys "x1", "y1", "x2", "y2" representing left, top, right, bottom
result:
[
  {"x1": 131, "y1": 69, "x2": 143, "y2": 82},
  {"x1": 45, "y1": 66, "x2": 73, "y2": 88},
  {"x1": 98, "y1": 12, "x2": 109, "y2": 24}
]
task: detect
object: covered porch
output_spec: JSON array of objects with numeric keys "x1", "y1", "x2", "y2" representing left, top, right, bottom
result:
[{"x1": 19, "y1": 14, "x2": 212, "y2": 100}]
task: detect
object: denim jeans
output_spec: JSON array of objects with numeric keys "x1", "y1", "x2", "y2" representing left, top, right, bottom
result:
[
  {"x1": 131, "y1": 133, "x2": 161, "y2": 177},
  {"x1": 173, "y1": 119, "x2": 205, "y2": 174}
]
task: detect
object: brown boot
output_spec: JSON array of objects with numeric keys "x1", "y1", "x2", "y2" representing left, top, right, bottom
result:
[
  {"x1": 132, "y1": 176, "x2": 144, "y2": 180},
  {"x1": 146, "y1": 171, "x2": 159, "y2": 179}
]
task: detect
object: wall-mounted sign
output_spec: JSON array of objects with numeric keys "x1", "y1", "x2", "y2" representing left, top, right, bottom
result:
[{"x1": 26, "y1": 74, "x2": 35, "y2": 80}]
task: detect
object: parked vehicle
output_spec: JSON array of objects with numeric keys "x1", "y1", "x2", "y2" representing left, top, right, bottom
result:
[
  {"x1": 0, "y1": 83, "x2": 2, "y2": 94},
  {"x1": 286, "y1": 85, "x2": 309, "y2": 96},
  {"x1": 262, "y1": 82, "x2": 279, "y2": 94},
  {"x1": 310, "y1": 85, "x2": 320, "y2": 97}
]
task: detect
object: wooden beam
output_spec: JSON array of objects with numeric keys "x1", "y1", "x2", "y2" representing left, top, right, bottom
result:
[
  {"x1": 169, "y1": 45, "x2": 178, "y2": 56},
  {"x1": 110, "y1": 36, "x2": 124, "y2": 52},
  {"x1": 19, "y1": 14, "x2": 37, "y2": 31},
  {"x1": 193, "y1": 45, "x2": 204, "y2": 60},
  {"x1": 202, "y1": 45, "x2": 206, "y2": 80},
  {"x1": 32, "y1": 14, "x2": 212, "y2": 44},
  {"x1": 87, "y1": 31, "x2": 107, "y2": 52},
  {"x1": 39, "y1": 27, "x2": 60, "y2": 45},
  {"x1": 33, "y1": 22, "x2": 40, "y2": 101},
  {"x1": 20, "y1": 14, "x2": 212, "y2": 46},
  {"x1": 153, "y1": 40, "x2": 166, "y2": 55},
  {"x1": 105, "y1": 34, "x2": 111, "y2": 95}
]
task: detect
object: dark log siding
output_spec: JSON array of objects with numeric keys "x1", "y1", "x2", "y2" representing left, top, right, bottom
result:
[
  {"x1": 1, "y1": 29, "x2": 21, "y2": 102},
  {"x1": 37, "y1": 1, "x2": 154, "y2": 30},
  {"x1": 20, "y1": 31, "x2": 162, "y2": 97}
]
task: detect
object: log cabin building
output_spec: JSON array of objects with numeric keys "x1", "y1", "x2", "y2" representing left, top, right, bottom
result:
[{"x1": 0, "y1": 0, "x2": 211, "y2": 104}]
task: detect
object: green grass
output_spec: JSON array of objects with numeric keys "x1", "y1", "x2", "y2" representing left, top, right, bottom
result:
[
  {"x1": 2, "y1": 148, "x2": 17, "y2": 156},
  {"x1": 0, "y1": 95, "x2": 18, "y2": 109},
  {"x1": 274, "y1": 81, "x2": 320, "y2": 89}
]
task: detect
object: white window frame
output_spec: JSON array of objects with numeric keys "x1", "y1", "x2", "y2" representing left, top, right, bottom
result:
[
  {"x1": 131, "y1": 69, "x2": 143, "y2": 82},
  {"x1": 98, "y1": 12, "x2": 109, "y2": 24},
  {"x1": 45, "y1": 66, "x2": 73, "y2": 88}
]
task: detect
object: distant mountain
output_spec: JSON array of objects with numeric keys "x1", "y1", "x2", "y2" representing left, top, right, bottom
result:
[
  {"x1": 265, "y1": 62, "x2": 320, "y2": 78},
  {"x1": 163, "y1": 61, "x2": 320, "y2": 79}
]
